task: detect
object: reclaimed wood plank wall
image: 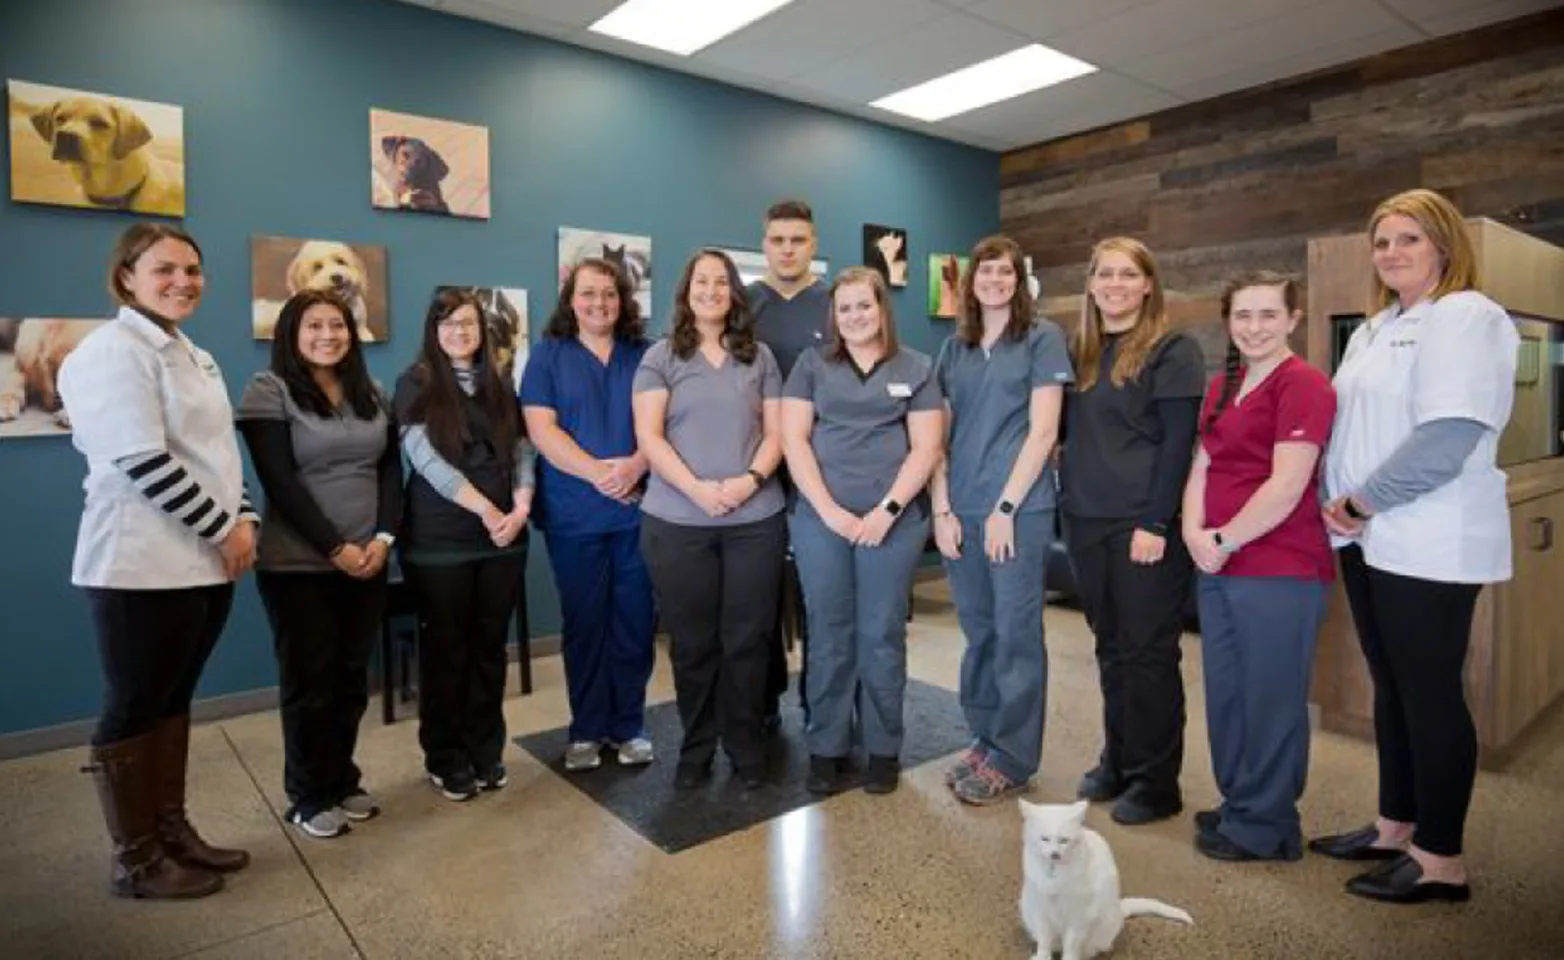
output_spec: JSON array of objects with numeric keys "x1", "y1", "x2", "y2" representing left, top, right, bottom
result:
[{"x1": 1001, "y1": 9, "x2": 1564, "y2": 368}]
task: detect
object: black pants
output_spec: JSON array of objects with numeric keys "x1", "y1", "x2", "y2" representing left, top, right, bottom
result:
[
  {"x1": 406, "y1": 551, "x2": 526, "y2": 777},
  {"x1": 87, "y1": 584, "x2": 235, "y2": 745},
  {"x1": 256, "y1": 570, "x2": 386, "y2": 814},
  {"x1": 1339, "y1": 545, "x2": 1480, "y2": 857},
  {"x1": 641, "y1": 513, "x2": 785, "y2": 772},
  {"x1": 1065, "y1": 516, "x2": 1192, "y2": 802}
]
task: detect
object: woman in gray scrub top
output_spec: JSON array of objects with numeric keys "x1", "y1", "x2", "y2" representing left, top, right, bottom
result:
[
  {"x1": 930, "y1": 235, "x2": 1074, "y2": 806},
  {"x1": 633, "y1": 249, "x2": 787, "y2": 791},
  {"x1": 781, "y1": 266, "x2": 943, "y2": 797}
]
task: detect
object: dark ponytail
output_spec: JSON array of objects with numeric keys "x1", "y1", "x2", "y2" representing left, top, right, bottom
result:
[{"x1": 1203, "y1": 340, "x2": 1242, "y2": 435}]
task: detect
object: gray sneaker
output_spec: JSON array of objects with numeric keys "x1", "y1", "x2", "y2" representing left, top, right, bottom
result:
[
  {"x1": 616, "y1": 737, "x2": 655, "y2": 766},
  {"x1": 288, "y1": 805, "x2": 349, "y2": 839},
  {"x1": 338, "y1": 790, "x2": 380, "y2": 822},
  {"x1": 564, "y1": 740, "x2": 603, "y2": 771}
]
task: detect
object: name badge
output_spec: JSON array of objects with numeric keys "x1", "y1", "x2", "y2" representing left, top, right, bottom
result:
[{"x1": 887, "y1": 382, "x2": 912, "y2": 398}]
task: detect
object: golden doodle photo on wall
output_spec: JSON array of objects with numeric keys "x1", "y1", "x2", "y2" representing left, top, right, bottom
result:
[
  {"x1": 0, "y1": 318, "x2": 107, "y2": 439},
  {"x1": 251, "y1": 236, "x2": 390, "y2": 343},
  {"x1": 7, "y1": 79, "x2": 185, "y2": 217},
  {"x1": 370, "y1": 108, "x2": 491, "y2": 219}
]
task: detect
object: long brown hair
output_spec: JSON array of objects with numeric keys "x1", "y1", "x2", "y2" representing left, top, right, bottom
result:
[
  {"x1": 668, "y1": 249, "x2": 758, "y2": 363},
  {"x1": 1202, "y1": 271, "x2": 1300, "y2": 435},
  {"x1": 1367, "y1": 188, "x2": 1479, "y2": 311},
  {"x1": 1073, "y1": 237, "x2": 1170, "y2": 391},
  {"x1": 826, "y1": 266, "x2": 899, "y2": 363},
  {"x1": 956, "y1": 235, "x2": 1034, "y2": 346},
  {"x1": 404, "y1": 288, "x2": 519, "y2": 467}
]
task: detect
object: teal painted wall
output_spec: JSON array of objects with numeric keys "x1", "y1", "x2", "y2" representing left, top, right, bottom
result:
[{"x1": 0, "y1": 0, "x2": 998, "y2": 735}]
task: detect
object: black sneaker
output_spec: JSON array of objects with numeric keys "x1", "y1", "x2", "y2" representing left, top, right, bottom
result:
[
  {"x1": 1077, "y1": 764, "x2": 1126, "y2": 803},
  {"x1": 477, "y1": 763, "x2": 508, "y2": 791},
  {"x1": 806, "y1": 756, "x2": 845, "y2": 795},
  {"x1": 1195, "y1": 808, "x2": 1221, "y2": 834},
  {"x1": 864, "y1": 756, "x2": 900, "y2": 796},
  {"x1": 1111, "y1": 788, "x2": 1183, "y2": 826},
  {"x1": 428, "y1": 769, "x2": 479, "y2": 802}
]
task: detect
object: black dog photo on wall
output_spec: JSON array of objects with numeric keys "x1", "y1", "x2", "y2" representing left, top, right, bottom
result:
[
  {"x1": 370, "y1": 108, "x2": 490, "y2": 219},
  {"x1": 863, "y1": 223, "x2": 909, "y2": 288}
]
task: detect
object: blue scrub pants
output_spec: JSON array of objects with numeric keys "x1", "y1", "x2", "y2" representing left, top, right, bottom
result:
[
  {"x1": 943, "y1": 510, "x2": 1052, "y2": 782},
  {"x1": 544, "y1": 527, "x2": 657, "y2": 744},
  {"x1": 788, "y1": 501, "x2": 929, "y2": 760},
  {"x1": 1197, "y1": 573, "x2": 1326, "y2": 858}
]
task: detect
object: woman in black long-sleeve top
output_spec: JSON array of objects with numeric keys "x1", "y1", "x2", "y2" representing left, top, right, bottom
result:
[
  {"x1": 237, "y1": 290, "x2": 403, "y2": 839},
  {"x1": 1061, "y1": 236, "x2": 1205, "y2": 826}
]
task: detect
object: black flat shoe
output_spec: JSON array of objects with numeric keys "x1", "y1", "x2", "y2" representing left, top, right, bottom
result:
[
  {"x1": 863, "y1": 755, "x2": 900, "y2": 796},
  {"x1": 1195, "y1": 808, "x2": 1220, "y2": 834},
  {"x1": 1308, "y1": 825, "x2": 1405, "y2": 862},
  {"x1": 674, "y1": 761, "x2": 711, "y2": 791},
  {"x1": 1195, "y1": 828, "x2": 1302, "y2": 863},
  {"x1": 1076, "y1": 764, "x2": 1126, "y2": 803},
  {"x1": 1111, "y1": 790, "x2": 1182, "y2": 826},
  {"x1": 806, "y1": 756, "x2": 845, "y2": 795},
  {"x1": 1346, "y1": 855, "x2": 1471, "y2": 903}
]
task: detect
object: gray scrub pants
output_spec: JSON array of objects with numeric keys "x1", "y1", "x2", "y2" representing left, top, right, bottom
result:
[
  {"x1": 790, "y1": 501, "x2": 929, "y2": 759},
  {"x1": 943, "y1": 510, "x2": 1052, "y2": 782},
  {"x1": 1197, "y1": 573, "x2": 1326, "y2": 858}
]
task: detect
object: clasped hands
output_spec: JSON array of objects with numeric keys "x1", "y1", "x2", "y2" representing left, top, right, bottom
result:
[
  {"x1": 480, "y1": 503, "x2": 531, "y2": 550},
  {"x1": 824, "y1": 503, "x2": 897, "y2": 548},
  {"x1": 690, "y1": 474, "x2": 760, "y2": 519},
  {"x1": 594, "y1": 457, "x2": 646, "y2": 505},
  {"x1": 329, "y1": 537, "x2": 393, "y2": 579}
]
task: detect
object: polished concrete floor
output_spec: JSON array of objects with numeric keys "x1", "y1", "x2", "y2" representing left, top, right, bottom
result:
[{"x1": 2, "y1": 581, "x2": 1562, "y2": 960}]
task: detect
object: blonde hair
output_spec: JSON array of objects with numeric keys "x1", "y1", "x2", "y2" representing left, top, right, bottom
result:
[
  {"x1": 1368, "y1": 188, "x2": 1479, "y2": 311},
  {"x1": 826, "y1": 266, "x2": 898, "y2": 362},
  {"x1": 1074, "y1": 237, "x2": 1169, "y2": 391}
]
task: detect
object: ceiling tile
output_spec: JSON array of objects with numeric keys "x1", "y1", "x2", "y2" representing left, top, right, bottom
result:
[
  {"x1": 438, "y1": 0, "x2": 581, "y2": 36},
  {"x1": 1045, "y1": 0, "x2": 1318, "y2": 66},
  {"x1": 1402, "y1": 0, "x2": 1564, "y2": 35},
  {"x1": 942, "y1": 71, "x2": 1182, "y2": 142},
  {"x1": 1164, "y1": 24, "x2": 1416, "y2": 101},
  {"x1": 1125, "y1": 0, "x2": 1415, "y2": 89},
  {"x1": 962, "y1": 0, "x2": 1159, "y2": 40},
  {"x1": 792, "y1": 10, "x2": 1033, "y2": 101},
  {"x1": 468, "y1": 0, "x2": 625, "y2": 28},
  {"x1": 697, "y1": 0, "x2": 949, "y2": 82}
]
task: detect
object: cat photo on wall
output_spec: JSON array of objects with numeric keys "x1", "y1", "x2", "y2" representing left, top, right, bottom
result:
[{"x1": 558, "y1": 226, "x2": 653, "y2": 322}]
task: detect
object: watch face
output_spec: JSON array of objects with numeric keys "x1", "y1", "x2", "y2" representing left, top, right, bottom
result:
[
  {"x1": 999, "y1": 501, "x2": 1015, "y2": 515},
  {"x1": 884, "y1": 500, "x2": 902, "y2": 516}
]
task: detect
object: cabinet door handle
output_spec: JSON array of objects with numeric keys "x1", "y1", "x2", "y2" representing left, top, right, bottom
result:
[{"x1": 1530, "y1": 517, "x2": 1553, "y2": 551}]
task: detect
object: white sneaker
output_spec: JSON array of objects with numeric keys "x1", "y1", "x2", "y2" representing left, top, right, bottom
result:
[
  {"x1": 616, "y1": 737, "x2": 655, "y2": 766},
  {"x1": 338, "y1": 790, "x2": 380, "y2": 822},
  {"x1": 288, "y1": 806, "x2": 349, "y2": 839},
  {"x1": 564, "y1": 740, "x2": 603, "y2": 771}
]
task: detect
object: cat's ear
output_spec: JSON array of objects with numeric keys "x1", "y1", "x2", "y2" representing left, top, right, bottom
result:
[
  {"x1": 1068, "y1": 799, "x2": 1090, "y2": 823},
  {"x1": 1017, "y1": 797, "x2": 1039, "y2": 819}
]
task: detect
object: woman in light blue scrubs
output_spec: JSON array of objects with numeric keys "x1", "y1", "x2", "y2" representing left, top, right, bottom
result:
[
  {"x1": 930, "y1": 234, "x2": 1073, "y2": 806},
  {"x1": 781, "y1": 266, "x2": 943, "y2": 796}
]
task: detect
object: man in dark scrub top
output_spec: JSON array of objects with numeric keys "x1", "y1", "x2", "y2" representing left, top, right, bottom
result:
[{"x1": 747, "y1": 199, "x2": 831, "y2": 731}]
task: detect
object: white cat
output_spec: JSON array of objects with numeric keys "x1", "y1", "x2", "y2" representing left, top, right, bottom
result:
[{"x1": 1018, "y1": 799, "x2": 1192, "y2": 960}]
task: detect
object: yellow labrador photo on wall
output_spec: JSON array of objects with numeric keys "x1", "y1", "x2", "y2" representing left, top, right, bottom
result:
[
  {"x1": 370, "y1": 108, "x2": 491, "y2": 219},
  {"x1": 251, "y1": 236, "x2": 390, "y2": 342},
  {"x1": 7, "y1": 79, "x2": 185, "y2": 217},
  {"x1": 0, "y1": 318, "x2": 107, "y2": 439}
]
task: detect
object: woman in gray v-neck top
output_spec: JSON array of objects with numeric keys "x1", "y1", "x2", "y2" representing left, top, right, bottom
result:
[{"x1": 632, "y1": 250, "x2": 786, "y2": 789}]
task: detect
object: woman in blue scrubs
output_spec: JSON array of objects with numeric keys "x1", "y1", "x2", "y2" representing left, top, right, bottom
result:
[
  {"x1": 520, "y1": 259, "x2": 656, "y2": 773},
  {"x1": 930, "y1": 234, "x2": 1073, "y2": 806}
]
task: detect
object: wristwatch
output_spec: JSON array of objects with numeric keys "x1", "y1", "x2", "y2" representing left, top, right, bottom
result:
[
  {"x1": 746, "y1": 468, "x2": 767, "y2": 486},
  {"x1": 879, "y1": 497, "x2": 903, "y2": 517},
  {"x1": 996, "y1": 499, "x2": 1016, "y2": 516},
  {"x1": 1211, "y1": 531, "x2": 1240, "y2": 555},
  {"x1": 1343, "y1": 497, "x2": 1366, "y2": 521}
]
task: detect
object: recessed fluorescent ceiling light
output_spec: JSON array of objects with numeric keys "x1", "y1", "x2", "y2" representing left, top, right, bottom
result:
[
  {"x1": 590, "y1": 0, "x2": 796, "y2": 56},
  {"x1": 871, "y1": 44, "x2": 1097, "y2": 123}
]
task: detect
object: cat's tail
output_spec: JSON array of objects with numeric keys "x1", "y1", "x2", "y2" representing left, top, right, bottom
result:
[{"x1": 1120, "y1": 897, "x2": 1193, "y2": 925}]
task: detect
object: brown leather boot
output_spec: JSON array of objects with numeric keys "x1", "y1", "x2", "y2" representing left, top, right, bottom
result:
[
  {"x1": 86, "y1": 732, "x2": 224, "y2": 899},
  {"x1": 153, "y1": 716, "x2": 250, "y2": 872}
]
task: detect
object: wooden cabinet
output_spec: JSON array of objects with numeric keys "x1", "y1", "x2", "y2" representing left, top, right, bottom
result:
[{"x1": 1305, "y1": 219, "x2": 1564, "y2": 767}]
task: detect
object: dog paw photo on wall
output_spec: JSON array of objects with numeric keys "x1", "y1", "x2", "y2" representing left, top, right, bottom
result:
[
  {"x1": 7, "y1": 79, "x2": 186, "y2": 217},
  {"x1": 369, "y1": 108, "x2": 490, "y2": 219}
]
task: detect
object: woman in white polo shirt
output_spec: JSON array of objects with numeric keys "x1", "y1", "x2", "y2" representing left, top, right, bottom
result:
[
  {"x1": 58, "y1": 223, "x2": 258, "y2": 900},
  {"x1": 1311, "y1": 189, "x2": 1518, "y2": 904}
]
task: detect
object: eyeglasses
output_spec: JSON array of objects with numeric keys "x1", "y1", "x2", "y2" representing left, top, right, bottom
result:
[{"x1": 439, "y1": 318, "x2": 480, "y2": 331}]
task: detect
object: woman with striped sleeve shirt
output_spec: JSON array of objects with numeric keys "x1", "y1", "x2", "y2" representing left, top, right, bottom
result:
[{"x1": 58, "y1": 223, "x2": 258, "y2": 900}]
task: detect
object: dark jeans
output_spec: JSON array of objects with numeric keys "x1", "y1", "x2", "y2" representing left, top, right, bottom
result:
[
  {"x1": 406, "y1": 550, "x2": 527, "y2": 777},
  {"x1": 86, "y1": 584, "x2": 235, "y2": 745},
  {"x1": 1065, "y1": 516, "x2": 1192, "y2": 803},
  {"x1": 256, "y1": 570, "x2": 386, "y2": 814},
  {"x1": 640, "y1": 513, "x2": 786, "y2": 772},
  {"x1": 1339, "y1": 545, "x2": 1481, "y2": 857}
]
